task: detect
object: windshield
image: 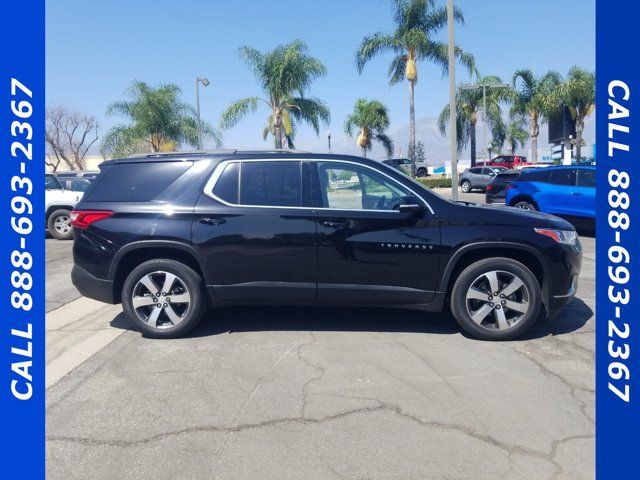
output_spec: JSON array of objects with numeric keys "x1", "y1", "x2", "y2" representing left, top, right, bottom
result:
[{"x1": 45, "y1": 174, "x2": 63, "y2": 190}]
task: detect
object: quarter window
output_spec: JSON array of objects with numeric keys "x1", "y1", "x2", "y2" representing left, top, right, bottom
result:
[
  {"x1": 212, "y1": 162, "x2": 239, "y2": 203},
  {"x1": 317, "y1": 162, "x2": 414, "y2": 211}
]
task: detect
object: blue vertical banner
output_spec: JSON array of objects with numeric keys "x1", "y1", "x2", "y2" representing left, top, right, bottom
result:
[
  {"x1": 0, "y1": 0, "x2": 45, "y2": 478},
  {"x1": 596, "y1": 0, "x2": 639, "y2": 477}
]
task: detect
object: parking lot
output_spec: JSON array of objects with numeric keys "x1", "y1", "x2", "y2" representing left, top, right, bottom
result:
[{"x1": 46, "y1": 192, "x2": 595, "y2": 480}]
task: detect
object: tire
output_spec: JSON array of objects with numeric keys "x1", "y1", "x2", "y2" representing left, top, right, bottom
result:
[
  {"x1": 460, "y1": 180, "x2": 471, "y2": 193},
  {"x1": 513, "y1": 200, "x2": 536, "y2": 211},
  {"x1": 416, "y1": 168, "x2": 427, "y2": 178},
  {"x1": 122, "y1": 259, "x2": 206, "y2": 338},
  {"x1": 450, "y1": 257, "x2": 542, "y2": 341},
  {"x1": 47, "y1": 209, "x2": 74, "y2": 240}
]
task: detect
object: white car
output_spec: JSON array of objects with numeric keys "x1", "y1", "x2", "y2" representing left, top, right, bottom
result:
[{"x1": 46, "y1": 173, "x2": 83, "y2": 240}]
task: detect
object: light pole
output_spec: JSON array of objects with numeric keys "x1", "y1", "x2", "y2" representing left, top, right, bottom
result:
[
  {"x1": 327, "y1": 130, "x2": 332, "y2": 152},
  {"x1": 447, "y1": 0, "x2": 458, "y2": 201},
  {"x1": 195, "y1": 77, "x2": 210, "y2": 150},
  {"x1": 460, "y1": 82, "x2": 510, "y2": 163}
]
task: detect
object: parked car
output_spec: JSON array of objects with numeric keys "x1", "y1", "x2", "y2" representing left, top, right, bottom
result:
[
  {"x1": 382, "y1": 157, "x2": 429, "y2": 177},
  {"x1": 45, "y1": 173, "x2": 83, "y2": 240},
  {"x1": 58, "y1": 177, "x2": 92, "y2": 192},
  {"x1": 485, "y1": 169, "x2": 520, "y2": 204},
  {"x1": 459, "y1": 166, "x2": 507, "y2": 193},
  {"x1": 56, "y1": 170, "x2": 100, "y2": 182},
  {"x1": 71, "y1": 150, "x2": 581, "y2": 341},
  {"x1": 505, "y1": 165, "x2": 595, "y2": 231},
  {"x1": 477, "y1": 154, "x2": 528, "y2": 169}
]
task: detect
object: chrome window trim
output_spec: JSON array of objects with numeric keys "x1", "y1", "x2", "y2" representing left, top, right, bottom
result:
[{"x1": 203, "y1": 158, "x2": 434, "y2": 214}]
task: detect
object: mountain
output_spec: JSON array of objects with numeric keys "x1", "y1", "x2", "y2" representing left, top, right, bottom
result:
[{"x1": 340, "y1": 113, "x2": 596, "y2": 164}]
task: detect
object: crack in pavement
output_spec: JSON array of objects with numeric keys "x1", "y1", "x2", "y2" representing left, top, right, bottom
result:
[
  {"x1": 47, "y1": 393, "x2": 593, "y2": 479},
  {"x1": 296, "y1": 331, "x2": 327, "y2": 419}
]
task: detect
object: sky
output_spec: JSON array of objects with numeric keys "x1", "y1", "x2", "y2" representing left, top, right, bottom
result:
[{"x1": 46, "y1": 0, "x2": 595, "y2": 154}]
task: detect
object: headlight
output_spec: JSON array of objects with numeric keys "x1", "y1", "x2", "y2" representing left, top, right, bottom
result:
[{"x1": 534, "y1": 228, "x2": 578, "y2": 245}]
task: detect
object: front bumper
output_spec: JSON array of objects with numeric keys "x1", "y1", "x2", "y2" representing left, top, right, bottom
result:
[
  {"x1": 544, "y1": 242, "x2": 582, "y2": 319},
  {"x1": 71, "y1": 265, "x2": 117, "y2": 304}
]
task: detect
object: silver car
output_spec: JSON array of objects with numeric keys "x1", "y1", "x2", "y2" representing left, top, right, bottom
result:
[{"x1": 459, "y1": 166, "x2": 507, "y2": 193}]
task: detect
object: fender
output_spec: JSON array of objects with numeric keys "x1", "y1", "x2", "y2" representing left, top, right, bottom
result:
[
  {"x1": 107, "y1": 240, "x2": 208, "y2": 282},
  {"x1": 437, "y1": 241, "x2": 550, "y2": 293}
]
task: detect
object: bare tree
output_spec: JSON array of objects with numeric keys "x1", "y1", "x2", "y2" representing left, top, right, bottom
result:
[{"x1": 45, "y1": 105, "x2": 99, "y2": 172}]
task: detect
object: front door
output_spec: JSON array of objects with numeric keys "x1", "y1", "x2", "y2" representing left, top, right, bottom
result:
[
  {"x1": 192, "y1": 159, "x2": 317, "y2": 301},
  {"x1": 311, "y1": 160, "x2": 441, "y2": 304}
]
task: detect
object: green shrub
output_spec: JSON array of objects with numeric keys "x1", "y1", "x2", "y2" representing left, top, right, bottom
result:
[{"x1": 415, "y1": 176, "x2": 452, "y2": 189}]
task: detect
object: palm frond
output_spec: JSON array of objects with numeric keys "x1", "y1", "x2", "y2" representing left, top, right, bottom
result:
[
  {"x1": 219, "y1": 97, "x2": 261, "y2": 130},
  {"x1": 355, "y1": 33, "x2": 400, "y2": 73}
]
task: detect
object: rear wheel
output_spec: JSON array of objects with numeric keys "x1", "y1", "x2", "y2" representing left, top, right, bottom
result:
[
  {"x1": 47, "y1": 209, "x2": 73, "y2": 240},
  {"x1": 513, "y1": 200, "x2": 536, "y2": 211},
  {"x1": 450, "y1": 257, "x2": 541, "y2": 340},
  {"x1": 416, "y1": 168, "x2": 427, "y2": 178},
  {"x1": 460, "y1": 180, "x2": 472, "y2": 193},
  {"x1": 122, "y1": 259, "x2": 206, "y2": 338}
]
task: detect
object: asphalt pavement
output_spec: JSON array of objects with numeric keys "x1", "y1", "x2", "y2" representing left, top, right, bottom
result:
[{"x1": 46, "y1": 191, "x2": 595, "y2": 480}]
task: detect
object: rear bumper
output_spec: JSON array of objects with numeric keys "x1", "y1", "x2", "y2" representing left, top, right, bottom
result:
[{"x1": 71, "y1": 265, "x2": 117, "y2": 304}]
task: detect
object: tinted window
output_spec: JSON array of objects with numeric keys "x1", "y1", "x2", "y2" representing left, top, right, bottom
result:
[
  {"x1": 576, "y1": 168, "x2": 596, "y2": 187},
  {"x1": 240, "y1": 161, "x2": 301, "y2": 207},
  {"x1": 481, "y1": 168, "x2": 493, "y2": 175},
  {"x1": 468, "y1": 168, "x2": 480, "y2": 174},
  {"x1": 497, "y1": 172, "x2": 520, "y2": 180},
  {"x1": 46, "y1": 174, "x2": 62, "y2": 190},
  {"x1": 521, "y1": 169, "x2": 550, "y2": 182},
  {"x1": 212, "y1": 162, "x2": 239, "y2": 203},
  {"x1": 85, "y1": 161, "x2": 192, "y2": 202},
  {"x1": 317, "y1": 162, "x2": 413, "y2": 211},
  {"x1": 549, "y1": 169, "x2": 577, "y2": 186}
]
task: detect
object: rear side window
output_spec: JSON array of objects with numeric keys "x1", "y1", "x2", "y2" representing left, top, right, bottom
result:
[
  {"x1": 549, "y1": 169, "x2": 577, "y2": 186},
  {"x1": 240, "y1": 161, "x2": 301, "y2": 207},
  {"x1": 85, "y1": 161, "x2": 192, "y2": 202}
]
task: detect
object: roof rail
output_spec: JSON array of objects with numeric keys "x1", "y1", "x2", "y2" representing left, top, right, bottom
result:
[{"x1": 125, "y1": 148, "x2": 309, "y2": 159}]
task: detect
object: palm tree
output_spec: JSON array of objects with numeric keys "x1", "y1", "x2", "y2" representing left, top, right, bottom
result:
[
  {"x1": 437, "y1": 76, "x2": 507, "y2": 166},
  {"x1": 355, "y1": 0, "x2": 475, "y2": 174},
  {"x1": 511, "y1": 69, "x2": 562, "y2": 163},
  {"x1": 220, "y1": 40, "x2": 330, "y2": 149},
  {"x1": 503, "y1": 117, "x2": 529, "y2": 155},
  {"x1": 558, "y1": 66, "x2": 595, "y2": 160},
  {"x1": 344, "y1": 99, "x2": 394, "y2": 158},
  {"x1": 100, "y1": 81, "x2": 219, "y2": 157}
]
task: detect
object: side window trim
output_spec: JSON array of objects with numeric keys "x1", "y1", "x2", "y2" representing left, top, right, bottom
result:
[
  {"x1": 310, "y1": 159, "x2": 433, "y2": 214},
  {"x1": 204, "y1": 158, "x2": 434, "y2": 214}
]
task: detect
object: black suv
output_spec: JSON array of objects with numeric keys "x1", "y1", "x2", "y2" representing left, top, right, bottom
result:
[{"x1": 71, "y1": 151, "x2": 581, "y2": 340}]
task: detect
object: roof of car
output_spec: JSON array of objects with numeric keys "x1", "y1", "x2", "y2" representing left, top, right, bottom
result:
[{"x1": 100, "y1": 149, "x2": 381, "y2": 166}]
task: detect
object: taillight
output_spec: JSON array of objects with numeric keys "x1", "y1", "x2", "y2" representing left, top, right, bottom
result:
[
  {"x1": 70, "y1": 210, "x2": 114, "y2": 229},
  {"x1": 486, "y1": 184, "x2": 493, "y2": 191}
]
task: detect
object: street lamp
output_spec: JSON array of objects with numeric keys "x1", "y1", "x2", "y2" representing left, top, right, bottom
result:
[
  {"x1": 460, "y1": 81, "x2": 510, "y2": 163},
  {"x1": 327, "y1": 130, "x2": 332, "y2": 152},
  {"x1": 447, "y1": 0, "x2": 458, "y2": 201},
  {"x1": 195, "y1": 77, "x2": 210, "y2": 150}
]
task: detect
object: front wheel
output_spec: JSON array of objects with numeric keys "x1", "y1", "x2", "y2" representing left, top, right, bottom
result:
[
  {"x1": 122, "y1": 259, "x2": 206, "y2": 338},
  {"x1": 450, "y1": 257, "x2": 542, "y2": 340},
  {"x1": 460, "y1": 180, "x2": 471, "y2": 193},
  {"x1": 47, "y1": 209, "x2": 74, "y2": 240},
  {"x1": 416, "y1": 168, "x2": 427, "y2": 178}
]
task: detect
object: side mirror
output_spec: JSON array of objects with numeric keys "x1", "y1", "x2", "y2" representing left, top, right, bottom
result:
[{"x1": 489, "y1": 172, "x2": 495, "y2": 176}]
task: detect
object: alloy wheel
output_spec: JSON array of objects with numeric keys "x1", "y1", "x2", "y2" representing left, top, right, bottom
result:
[
  {"x1": 465, "y1": 270, "x2": 530, "y2": 331},
  {"x1": 53, "y1": 215, "x2": 71, "y2": 235},
  {"x1": 131, "y1": 271, "x2": 191, "y2": 329}
]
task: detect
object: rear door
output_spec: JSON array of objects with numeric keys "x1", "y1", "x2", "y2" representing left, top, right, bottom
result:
[
  {"x1": 192, "y1": 159, "x2": 317, "y2": 301},
  {"x1": 311, "y1": 159, "x2": 441, "y2": 303}
]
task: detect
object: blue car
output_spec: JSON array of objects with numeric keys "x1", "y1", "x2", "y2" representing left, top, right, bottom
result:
[{"x1": 505, "y1": 165, "x2": 595, "y2": 230}]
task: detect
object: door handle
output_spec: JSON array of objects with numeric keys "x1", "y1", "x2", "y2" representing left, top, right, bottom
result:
[
  {"x1": 571, "y1": 192, "x2": 583, "y2": 195},
  {"x1": 321, "y1": 220, "x2": 349, "y2": 229},
  {"x1": 199, "y1": 217, "x2": 225, "y2": 226}
]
